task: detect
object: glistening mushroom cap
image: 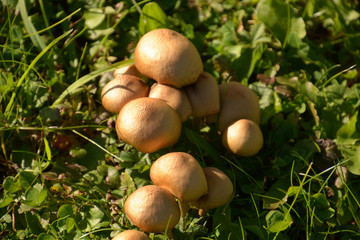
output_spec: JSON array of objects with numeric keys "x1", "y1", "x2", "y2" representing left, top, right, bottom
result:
[
  {"x1": 124, "y1": 185, "x2": 180, "y2": 233},
  {"x1": 193, "y1": 167, "x2": 233, "y2": 211},
  {"x1": 101, "y1": 75, "x2": 149, "y2": 114},
  {"x1": 134, "y1": 28, "x2": 203, "y2": 88},
  {"x1": 112, "y1": 230, "x2": 150, "y2": 240},
  {"x1": 116, "y1": 97, "x2": 182, "y2": 153},
  {"x1": 150, "y1": 152, "x2": 208, "y2": 202},
  {"x1": 222, "y1": 119, "x2": 263, "y2": 157},
  {"x1": 218, "y1": 81, "x2": 260, "y2": 132},
  {"x1": 113, "y1": 64, "x2": 145, "y2": 79},
  {"x1": 185, "y1": 72, "x2": 220, "y2": 118},
  {"x1": 149, "y1": 83, "x2": 192, "y2": 122}
]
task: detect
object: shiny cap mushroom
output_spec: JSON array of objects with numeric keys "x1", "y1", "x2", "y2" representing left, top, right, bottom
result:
[
  {"x1": 124, "y1": 185, "x2": 180, "y2": 233},
  {"x1": 149, "y1": 83, "x2": 192, "y2": 122},
  {"x1": 116, "y1": 97, "x2": 182, "y2": 153},
  {"x1": 113, "y1": 64, "x2": 145, "y2": 79},
  {"x1": 150, "y1": 152, "x2": 208, "y2": 202},
  {"x1": 101, "y1": 75, "x2": 149, "y2": 114},
  {"x1": 218, "y1": 81, "x2": 260, "y2": 132},
  {"x1": 193, "y1": 167, "x2": 233, "y2": 215},
  {"x1": 185, "y1": 72, "x2": 220, "y2": 118},
  {"x1": 134, "y1": 28, "x2": 203, "y2": 88}
]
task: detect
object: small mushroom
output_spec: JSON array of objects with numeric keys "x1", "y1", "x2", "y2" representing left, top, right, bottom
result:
[
  {"x1": 124, "y1": 185, "x2": 180, "y2": 235},
  {"x1": 193, "y1": 167, "x2": 233, "y2": 216},
  {"x1": 222, "y1": 119, "x2": 263, "y2": 157},
  {"x1": 134, "y1": 28, "x2": 203, "y2": 88},
  {"x1": 150, "y1": 152, "x2": 208, "y2": 218},
  {"x1": 113, "y1": 64, "x2": 145, "y2": 79},
  {"x1": 101, "y1": 75, "x2": 149, "y2": 114},
  {"x1": 116, "y1": 97, "x2": 182, "y2": 153},
  {"x1": 218, "y1": 81, "x2": 260, "y2": 132},
  {"x1": 112, "y1": 230, "x2": 151, "y2": 240},
  {"x1": 149, "y1": 83, "x2": 192, "y2": 122},
  {"x1": 185, "y1": 72, "x2": 220, "y2": 118}
]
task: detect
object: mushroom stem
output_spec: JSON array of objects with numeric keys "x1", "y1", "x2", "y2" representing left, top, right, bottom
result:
[
  {"x1": 178, "y1": 200, "x2": 190, "y2": 219},
  {"x1": 198, "y1": 208, "x2": 208, "y2": 217}
]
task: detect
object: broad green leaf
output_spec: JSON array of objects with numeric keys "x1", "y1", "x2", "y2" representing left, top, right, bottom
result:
[
  {"x1": 3, "y1": 176, "x2": 21, "y2": 193},
  {"x1": 263, "y1": 177, "x2": 290, "y2": 210},
  {"x1": 336, "y1": 112, "x2": 360, "y2": 146},
  {"x1": 58, "y1": 204, "x2": 74, "y2": 218},
  {"x1": 84, "y1": 8, "x2": 105, "y2": 29},
  {"x1": 257, "y1": 0, "x2": 290, "y2": 46},
  {"x1": 88, "y1": 205, "x2": 105, "y2": 229},
  {"x1": 120, "y1": 171, "x2": 136, "y2": 196},
  {"x1": 213, "y1": 207, "x2": 246, "y2": 240},
  {"x1": 343, "y1": 146, "x2": 360, "y2": 175},
  {"x1": 265, "y1": 210, "x2": 293, "y2": 233},
  {"x1": 139, "y1": 2, "x2": 168, "y2": 35},
  {"x1": 0, "y1": 194, "x2": 13, "y2": 208},
  {"x1": 25, "y1": 212, "x2": 43, "y2": 235},
  {"x1": 19, "y1": 171, "x2": 38, "y2": 190}
]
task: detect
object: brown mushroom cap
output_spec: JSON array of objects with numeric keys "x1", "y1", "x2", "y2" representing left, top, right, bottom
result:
[
  {"x1": 218, "y1": 81, "x2": 260, "y2": 132},
  {"x1": 112, "y1": 230, "x2": 151, "y2": 240},
  {"x1": 185, "y1": 72, "x2": 220, "y2": 118},
  {"x1": 113, "y1": 64, "x2": 145, "y2": 79},
  {"x1": 124, "y1": 185, "x2": 180, "y2": 233},
  {"x1": 193, "y1": 167, "x2": 233, "y2": 210},
  {"x1": 150, "y1": 152, "x2": 208, "y2": 202},
  {"x1": 101, "y1": 75, "x2": 149, "y2": 114},
  {"x1": 149, "y1": 83, "x2": 192, "y2": 122},
  {"x1": 134, "y1": 28, "x2": 203, "y2": 88},
  {"x1": 222, "y1": 119, "x2": 263, "y2": 157},
  {"x1": 116, "y1": 97, "x2": 182, "y2": 153}
]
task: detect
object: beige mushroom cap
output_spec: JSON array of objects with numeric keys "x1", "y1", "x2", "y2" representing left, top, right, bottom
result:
[
  {"x1": 113, "y1": 64, "x2": 145, "y2": 79},
  {"x1": 134, "y1": 28, "x2": 203, "y2": 88},
  {"x1": 112, "y1": 230, "x2": 150, "y2": 240},
  {"x1": 124, "y1": 185, "x2": 180, "y2": 233},
  {"x1": 218, "y1": 81, "x2": 260, "y2": 132},
  {"x1": 101, "y1": 75, "x2": 149, "y2": 114},
  {"x1": 149, "y1": 83, "x2": 192, "y2": 122},
  {"x1": 222, "y1": 119, "x2": 263, "y2": 157},
  {"x1": 116, "y1": 97, "x2": 182, "y2": 153},
  {"x1": 185, "y1": 72, "x2": 220, "y2": 118},
  {"x1": 193, "y1": 167, "x2": 233, "y2": 210},
  {"x1": 150, "y1": 152, "x2": 208, "y2": 202}
]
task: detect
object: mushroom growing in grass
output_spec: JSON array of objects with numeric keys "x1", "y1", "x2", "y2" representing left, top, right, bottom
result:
[
  {"x1": 150, "y1": 152, "x2": 208, "y2": 217},
  {"x1": 116, "y1": 97, "x2": 182, "y2": 153},
  {"x1": 101, "y1": 75, "x2": 149, "y2": 114},
  {"x1": 134, "y1": 28, "x2": 203, "y2": 88},
  {"x1": 218, "y1": 81, "x2": 260, "y2": 132},
  {"x1": 124, "y1": 185, "x2": 180, "y2": 237},
  {"x1": 149, "y1": 83, "x2": 192, "y2": 122},
  {"x1": 185, "y1": 72, "x2": 220, "y2": 119},
  {"x1": 222, "y1": 119, "x2": 263, "y2": 157},
  {"x1": 193, "y1": 167, "x2": 233, "y2": 216},
  {"x1": 112, "y1": 230, "x2": 151, "y2": 240}
]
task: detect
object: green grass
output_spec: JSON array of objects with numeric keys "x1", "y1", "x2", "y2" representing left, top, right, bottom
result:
[{"x1": 1, "y1": 0, "x2": 360, "y2": 239}]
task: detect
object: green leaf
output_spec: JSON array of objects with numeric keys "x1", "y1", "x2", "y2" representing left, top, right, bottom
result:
[
  {"x1": 343, "y1": 146, "x2": 360, "y2": 175},
  {"x1": 120, "y1": 171, "x2": 136, "y2": 196},
  {"x1": 0, "y1": 194, "x2": 13, "y2": 208},
  {"x1": 265, "y1": 210, "x2": 293, "y2": 233},
  {"x1": 58, "y1": 204, "x2": 74, "y2": 218},
  {"x1": 84, "y1": 8, "x2": 106, "y2": 29},
  {"x1": 19, "y1": 171, "x2": 38, "y2": 190},
  {"x1": 37, "y1": 233, "x2": 56, "y2": 240},
  {"x1": 25, "y1": 212, "x2": 44, "y2": 235},
  {"x1": 139, "y1": 2, "x2": 168, "y2": 35},
  {"x1": 257, "y1": 0, "x2": 290, "y2": 47},
  {"x1": 3, "y1": 176, "x2": 21, "y2": 193},
  {"x1": 336, "y1": 112, "x2": 360, "y2": 146}
]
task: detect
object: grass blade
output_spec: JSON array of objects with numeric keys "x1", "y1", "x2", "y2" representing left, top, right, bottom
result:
[{"x1": 51, "y1": 58, "x2": 134, "y2": 107}]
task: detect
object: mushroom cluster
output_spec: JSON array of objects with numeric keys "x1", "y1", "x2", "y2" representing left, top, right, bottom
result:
[
  {"x1": 101, "y1": 28, "x2": 263, "y2": 156},
  {"x1": 122, "y1": 152, "x2": 233, "y2": 238}
]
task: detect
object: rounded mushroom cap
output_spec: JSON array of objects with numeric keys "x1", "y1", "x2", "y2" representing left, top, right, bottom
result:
[
  {"x1": 185, "y1": 72, "x2": 220, "y2": 118},
  {"x1": 113, "y1": 64, "x2": 145, "y2": 79},
  {"x1": 116, "y1": 97, "x2": 182, "y2": 153},
  {"x1": 150, "y1": 152, "x2": 208, "y2": 202},
  {"x1": 222, "y1": 119, "x2": 263, "y2": 157},
  {"x1": 124, "y1": 185, "x2": 180, "y2": 233},
  {"x1": 112, "y1": 230, "x2": 151, "y2": 240},
  {"x1": 193, "y1": 167, "x2": 233, "y2": 210},
  {"x1": 101, "y1": 75, "x2": 149, "y2": 114},
  {"x1": 218, "y1": 81, "x2": 260, "y2": 132},
  {"x1": 134, "y1": 28, "x2": 203, "y2": 88},
  {"x1": 149, "y1": 83, "x2": 192, "y2": 122}
]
